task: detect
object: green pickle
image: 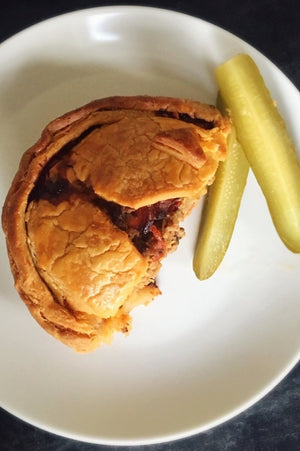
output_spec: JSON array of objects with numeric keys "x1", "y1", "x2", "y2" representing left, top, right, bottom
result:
[
  {"x1": 215, "y1": 53, "x2": 300, "y2": 252},
  {"x1": 193, "y1": 96, "x2": 249, "y2": 280}
]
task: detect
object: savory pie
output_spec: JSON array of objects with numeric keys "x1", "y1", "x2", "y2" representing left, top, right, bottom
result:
[{"x1": 2, "y1": 96, "x2": 230, "y2": 352}]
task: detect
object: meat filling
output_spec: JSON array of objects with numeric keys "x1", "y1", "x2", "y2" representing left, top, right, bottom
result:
[{"x1": 101, "y1": 197, "x2": 182, "y2": 260}]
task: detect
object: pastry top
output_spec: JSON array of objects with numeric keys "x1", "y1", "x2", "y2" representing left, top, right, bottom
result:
[
  {"x1": 26, "y1": 194, "x2": 148, "y2": 319},
  {"x1": 2, "y1": 95, "x2": 230, "y2": 352},
  {"x1": 70, "y1": 110, "x2": 226, "y2": 209}
]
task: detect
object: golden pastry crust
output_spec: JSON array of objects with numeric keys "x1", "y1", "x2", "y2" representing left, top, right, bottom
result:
[
  {"x1": 2, "y1": 95, "x2": 230, "y2": 352},
  {"x1": 70, "y1": 112, "x2": 224, "y2": 208},
  {"x1": 26, "y1": 195, "x2": 149, "y2": 318}
]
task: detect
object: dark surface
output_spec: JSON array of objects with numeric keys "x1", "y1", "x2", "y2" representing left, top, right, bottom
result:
[{"x1": 0, "y1": 0, "x2": 299, "y2": 450}]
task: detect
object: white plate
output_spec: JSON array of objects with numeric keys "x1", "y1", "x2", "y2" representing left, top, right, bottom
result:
[{"x1": 0, "y1": 6, "x2": 299, "y2": 446}]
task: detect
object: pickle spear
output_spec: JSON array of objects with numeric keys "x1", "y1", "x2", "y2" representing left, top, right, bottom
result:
[
  {"x1": 193, "y1": 96, "x2": 249, "y2": 280},
  {"x1": 215, "y1": 53, "x2": 300, "y2": 252}
]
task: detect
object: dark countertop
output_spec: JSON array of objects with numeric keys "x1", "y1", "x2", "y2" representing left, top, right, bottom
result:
[{"x1": 0, "y1": 1, "x2": 299, "y2": 450}]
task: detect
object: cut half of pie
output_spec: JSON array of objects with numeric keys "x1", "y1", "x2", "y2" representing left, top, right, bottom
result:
[{"x1": 2, "y1": 96, "x2": 230, "y2": 352}]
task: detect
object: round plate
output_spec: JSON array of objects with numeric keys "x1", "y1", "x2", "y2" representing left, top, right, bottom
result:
[{"x1": 0, "y1": 6, "x2": 299, "y2": 446}]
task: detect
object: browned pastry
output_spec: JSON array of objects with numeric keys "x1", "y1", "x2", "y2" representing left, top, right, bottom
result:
[{"x1": 2, "y1": 96, "x2": 230, "y2": 352}]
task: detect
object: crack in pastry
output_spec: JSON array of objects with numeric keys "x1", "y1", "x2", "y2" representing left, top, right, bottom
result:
[{"x1": 2, "y1": 95, "x2": 230, "y2": 352}]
